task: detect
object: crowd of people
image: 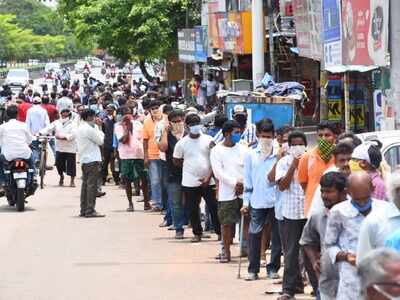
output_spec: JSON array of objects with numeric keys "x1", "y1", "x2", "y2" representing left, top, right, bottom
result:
[{"x1": 1, "y1": 71, "x2": 400, "y2": 300}]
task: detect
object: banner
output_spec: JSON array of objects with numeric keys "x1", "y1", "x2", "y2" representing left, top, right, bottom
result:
[
  {"x1": 322, "y1": 0, "x2": 342, "y2": 67},
  {"x1": 342, "y1": 0, "x2": 389, "y2": 66},
  {"x1": 194, "y1": 26, "x2": 208, "y2": 62},
  {"x1": 293, "y1": 0, "x2": 323, "y2": 61},
  {"x1": 178, "y1": 29, "x2": 196, "y2": 63},
  {"x1": 208, "y1": 12, "x2": 252, "y2": 54}
]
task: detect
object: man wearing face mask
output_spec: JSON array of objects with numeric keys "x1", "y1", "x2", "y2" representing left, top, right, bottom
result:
[
  {"x1": 173, "y1": 113, "x2": 221, "y2": 243},
  {"x1": 40, "y1": 108, "x2": 77, "y2": 187},
  {"x1": 324, "y1": 172, "x2": 385, "y2": 300},
  {"x1": 298, "y1": 121, "x2": 336, "y2": 218},
  {"x1": 210, "y1": 120, "x2": 248, "y2": 262},
  {"x1": 309, "y1": 142, "x2": 354, "y2": 217},
  {"x1": 158, "y1": 109, "x2": 186, "y2": 239},
  {"x1": 274, "y1": 131, "x2": 310, "y2": 299},
  {"x1": 357, "y1": 170, "x2": 400, "y2": 263},
  {"x1": 143, "y1": 100, "x2": 164, "y2": 211},
  {"x1": 241, "y1": 119, "x2": 280, "y2": 280},
  {"x1": 213, "y1": 105, "x2": 257, "y2": 146}
]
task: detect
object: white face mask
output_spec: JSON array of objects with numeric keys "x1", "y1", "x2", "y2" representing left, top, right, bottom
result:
[
  {"x1": 258, "y1": 138, "x2": 273, "y2": 155},
  {"x1": 189, "y1": 124, "x2": 202, "y2": 135},
  {"x1": 288, "y1": 145, "x2": 307, "y2": 158}
]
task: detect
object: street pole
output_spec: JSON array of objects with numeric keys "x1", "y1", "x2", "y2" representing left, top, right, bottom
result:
[
  {"x1": 251, "y1": 0, "x2": 265, "y2": 89},
  {"x1": 344, "y1": 72, "x2": 350, "y2": 132},
  {"x1": 268, "y1": 0, "x2": 275, "y2": 80}
]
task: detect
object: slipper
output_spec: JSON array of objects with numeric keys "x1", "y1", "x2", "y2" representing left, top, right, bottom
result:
[{"x1": 126, "y1": 206, "x2": 134, "y2": 212}]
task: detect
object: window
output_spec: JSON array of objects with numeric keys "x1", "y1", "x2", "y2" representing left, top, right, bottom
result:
[{"x1": 384, "y1": 144, "x2": 400, "y2": 171}]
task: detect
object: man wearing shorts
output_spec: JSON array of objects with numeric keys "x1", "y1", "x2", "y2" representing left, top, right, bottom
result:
[
  {"x1": 211, "y1": 120, "x2": 248, "y2": 262},
  {"x1": 115, "y1": 113, "x2": 149, "y2": 211}
]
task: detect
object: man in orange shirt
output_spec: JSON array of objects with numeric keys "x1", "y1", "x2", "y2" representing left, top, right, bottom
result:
[
  {"x1": 143, "y1": 100, "x2": 163, "y2": 211},
  {"x1": 298, "y1": 121, "x2": 337, "y2": 217}
]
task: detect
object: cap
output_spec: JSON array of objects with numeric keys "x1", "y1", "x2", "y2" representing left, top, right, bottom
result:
[
  {"x1": 33, "y1": 96, "x2": 42, "y2": 104},
  {"x1": 233, "y1": 104, "x2": 245, "y2": 114},
  {"x1": 352, "y1": 143, "x2": 371, "y2": 163}
]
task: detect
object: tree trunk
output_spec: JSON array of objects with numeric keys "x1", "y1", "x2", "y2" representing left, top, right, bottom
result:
[{"x1": 139, "y1": 59, "x2": 154, "y2": 82}]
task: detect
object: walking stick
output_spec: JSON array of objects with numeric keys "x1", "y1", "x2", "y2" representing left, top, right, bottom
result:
[{"x1": 237, "y1": 213, "x2": 245, "y2": 279}]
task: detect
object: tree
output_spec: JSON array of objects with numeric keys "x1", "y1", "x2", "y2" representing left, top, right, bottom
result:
[{"x1": 59, "y1": 0, "x2": 200, "y2": 80}]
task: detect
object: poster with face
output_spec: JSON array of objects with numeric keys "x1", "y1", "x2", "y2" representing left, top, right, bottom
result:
[{"x1": 342, "y1": 0, "x2": 388, "y2": 66}]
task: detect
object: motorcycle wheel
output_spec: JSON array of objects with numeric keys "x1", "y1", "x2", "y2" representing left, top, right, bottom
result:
[{"x1": 16, "y1": 188, "x2": 25, "y2": 212}]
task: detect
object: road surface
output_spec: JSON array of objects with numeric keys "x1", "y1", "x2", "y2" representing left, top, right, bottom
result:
[{"x1": 0, "y1": 168, "x2": 314, "y2": 300}]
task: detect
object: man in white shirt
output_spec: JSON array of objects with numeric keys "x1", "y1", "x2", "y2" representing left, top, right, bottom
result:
[
  {"x1": 173, "y1": 113, "x2": 221, "y2": 243},
  {"x1": 357, "y1": 171, "x2": 399, "y2": 263},
  {"x1": 75, "y1": 108, "x2": 105, "y2": 218},
  {"x1": 275, "y1": 131, "x2": 309, "y2": 299},
  {"x1": 211, "y1": 120, "x2": 247, "y2": 262},
  {"x1": 26, "y1": 96, "x2": 50, "y2": 164},
  {"x1": 26, "y1": 96, "x2": 50, "y2": 135},
  {"x1": 0, "y1": 105, "x2": 34, "y2": 185},
  {"x1": 57, "y1": 90, "x2": 74, "y2": 113}
]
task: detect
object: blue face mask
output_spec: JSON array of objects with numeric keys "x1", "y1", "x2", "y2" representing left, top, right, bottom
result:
[
  {"x1": 189, "y1": 124, "x2": 202, "y2": 135},
  {"x1": 351, "y1": 198, "x2": 372, "y2": 213},
  {"x1": 231, "y1": 133, "x2": 241, "y2": 144}
]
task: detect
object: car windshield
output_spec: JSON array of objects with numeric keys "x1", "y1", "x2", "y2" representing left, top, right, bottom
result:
[{"x1": 8, "y1": 70, "x2": 28, "y2": 77}]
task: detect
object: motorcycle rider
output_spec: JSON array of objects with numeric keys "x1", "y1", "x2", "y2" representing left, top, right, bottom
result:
[{"x1": 0, "y1": 105, "x2": 35, "y2": 186}]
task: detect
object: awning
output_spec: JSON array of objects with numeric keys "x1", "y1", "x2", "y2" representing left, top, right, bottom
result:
[{"x1": 325, "y1": 65, "x2": 380, "y2": 73}]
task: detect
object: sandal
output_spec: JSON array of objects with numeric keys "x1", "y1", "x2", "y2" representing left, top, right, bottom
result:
[
  {"x1": 219, "y1": 255, "x2": 231, "y2": 263},
  {"x1": 276, "y1": 294, "x2": 295, "y2": 300}
]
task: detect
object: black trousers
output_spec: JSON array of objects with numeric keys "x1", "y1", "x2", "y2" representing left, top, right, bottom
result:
[
  {"x1": 102, "y1": 147, "x2": 119, "y2": 183},
  {"x1": 281, "y1": 218, "x2": 307, "y2": 295},
  {"x1": 56, "y1": 152, "x2": 76, "y2": 177},
  {"x1": 183, "y1": 185, "x2": 221, "y2": 236}
]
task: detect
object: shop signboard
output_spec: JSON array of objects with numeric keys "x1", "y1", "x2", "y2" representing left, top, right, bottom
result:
[
  {"x1": 342, "y1": 0, "x2": 389, "y2": 66},
  {"x1": 292, "y1": 0, "x2": 323, "y2": 61},
  {"x1": 373, "y1": 90, "x2": 384, "y2": 130},
  {"x1": 322, "y1": 0, "x2": 342, "y2": 67},
  {"x1": 195, "y1": 26, "x2": 208, "y2": 62},
  {"x1": 178, "y1": 29, "x2": 196, "y2": 63},
  {"x1": 208, "y1": 11, "x2": 252, "y2": 55}
]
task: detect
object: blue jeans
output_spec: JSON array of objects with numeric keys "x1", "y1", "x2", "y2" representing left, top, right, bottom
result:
[
  {"x1": 31, "y1": 140, "x2": 40, "y2": 166},
  {"x1": 161, "y1": 161, "x2": 172, "y2": 225},
  {"x1": 148, "y1": 159, "x2": 163, "y2": 209},
  {"x1": 168, "y1": 181, "x2": 185, "y2": 233}
]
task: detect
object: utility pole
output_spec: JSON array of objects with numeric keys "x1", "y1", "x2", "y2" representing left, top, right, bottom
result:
[
  {"x1": 251, "y1": 0, "x2": 265, "y2": 88},
  {"x1": 268, "y1": 0, "x2": 275, "y2": 80}
]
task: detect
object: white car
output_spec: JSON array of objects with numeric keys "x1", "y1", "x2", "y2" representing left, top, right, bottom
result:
[
  {"x1": 5, "y1": 69, "x2": 30, "y2": 87},
  {"x1": 358, "y1": 130, "x2": 400, "y2": 172},
  {"x1": 74, "y1": 60, "x2": 88, "y2": 74},
  {"x1": 44, "y1": 62, "x2": 61, "y2": 75}
]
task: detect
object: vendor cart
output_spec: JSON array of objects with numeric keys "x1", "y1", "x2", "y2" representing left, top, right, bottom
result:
[{"x1": 224, "y1": 94, "x2": 295, "y2": 129}]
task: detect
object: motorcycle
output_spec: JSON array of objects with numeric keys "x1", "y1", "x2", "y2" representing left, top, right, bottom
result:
[{"x1": 3, "y1": 159, "x2": 37, "y2": 212}]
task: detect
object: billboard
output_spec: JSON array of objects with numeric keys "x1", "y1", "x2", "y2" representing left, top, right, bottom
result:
[
  {"x1": 342, "y1": 0, "x2": 389, "y2": 66},
  {"x1": 293, "y1": 0, "x2": 323, "y2": 61},
  {"x1": 194, "y1": 26, "x2": 208, "y2": 62},
  {"x1": 178, "y1": 29, "x2": 196, "y2": 63},
  {"x1": 322, "y1": 0, "x2": 342, "y2": 67},
  {"x1": 208, "y1": 11, "x2": 252, "y2": 55}
]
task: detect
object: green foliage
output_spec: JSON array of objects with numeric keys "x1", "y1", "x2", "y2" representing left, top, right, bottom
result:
[
  {"x1": 59, "y1": 0, "x2": 200, "y2": 62},
  {"x1": 0, "y1": 0, "x2": 90, "y2": 62}
]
